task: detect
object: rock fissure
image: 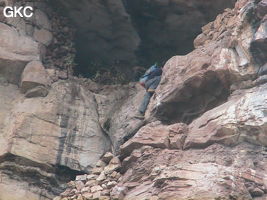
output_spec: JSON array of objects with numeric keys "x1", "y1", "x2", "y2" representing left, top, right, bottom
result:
[{"x1": 1, "y1": 0, "x2": 267, "y2": 199}]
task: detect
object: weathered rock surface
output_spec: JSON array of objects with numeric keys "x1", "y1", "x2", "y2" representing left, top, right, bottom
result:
[
  {"x1": 20, "y1": 61, "x2": 51, "y2": 94},
  {"x1": 0, "y1": 80, "x2": 111, "y2": 171},
  {"x1": 55, "y1": 152, "x2": 123, "y2": 200},
  {"x1": 0, "y1": 76, "x2": 144, "y2": 199},
  {"x1": 1, "y1": 0, "x2": 267, "y2": 200},
  {"x1": 94, "y1": 83, "x2": 145, "y2": 152},
  {"x1": 0, "y1": 22, "x2": 40, "y2": 84},
  {"x1": 185, "y1": 83, "x2": 267, "y2": 149},
  {"x1": 112, "y1": 1, "x2": 267, "y2": 199},
  {"x1": 120, "y1": 144, "x2": 267, "y2": 200},
  {"x1": 120, "y1": 121, "x2": 187, "y2": 159},
  {"x1": 53, "y1": 0, "x2": 236, "y2": 73},
  {"x1": 147, "y1": 0, "x2": 262, "y2": 123},
  {"x1": 52, "y1": 0, "x2": 140, "y2": 64},
  {"x1": 0, "y1": 80, "x2": 113, "y2": 199}
]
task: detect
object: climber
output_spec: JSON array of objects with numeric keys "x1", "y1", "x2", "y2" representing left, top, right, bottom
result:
[{"x1": 134, "y1": 63, "x2": 162, "y2": 119}]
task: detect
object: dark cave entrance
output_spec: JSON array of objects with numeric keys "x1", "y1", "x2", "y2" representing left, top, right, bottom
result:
[{"x1": 53, "y1": 0, "x2": 236, "y2": 82}]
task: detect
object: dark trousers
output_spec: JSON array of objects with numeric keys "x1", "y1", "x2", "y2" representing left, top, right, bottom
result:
[{"x1": 139, "y1": 76, "x2": 161, "y2": 114}]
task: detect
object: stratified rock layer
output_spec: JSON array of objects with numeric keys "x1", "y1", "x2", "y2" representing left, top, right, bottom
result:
[{"x1": 1, "y1": 0, "x2": 267, "y2": 200}]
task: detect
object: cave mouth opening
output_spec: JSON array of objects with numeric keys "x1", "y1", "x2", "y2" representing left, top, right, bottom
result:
[{"x1": 52, "y1": 0, "x2": 236, "y2": 83}]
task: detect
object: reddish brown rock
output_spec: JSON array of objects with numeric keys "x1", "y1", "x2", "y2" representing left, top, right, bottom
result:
[
  {"x1": 120, "y1": 122, "x2": 188, "y2": 158},
  {"x1": 2, "y1": 1, "x2": 267, "y2": 200},
  {"x1": 91, "y1": 185, "x2": 103, "y2": 193},
  {"x1": 92, "y1": 167, "x2": 104, "y2": 175},
  {"x1": 104, "y1": 157, "x2": 121, "y2": 175},
  {"x1": 82, "y1": 192, "x2": 93, "y2": 199},
  {"x1": 120, "y1": 122, "x2": 170, "y2": 157},
  {"x1": 97, "y1": 171, "x2": 106, "y2": 182},
  {"x1": 117, "y1": 143, "x2": 267, "y2": 200},
  {"x1": 184, "y1": 84, "x2": 267, "y2": 149}
]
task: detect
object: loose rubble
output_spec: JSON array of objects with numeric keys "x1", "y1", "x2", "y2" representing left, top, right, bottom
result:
[
  {"x1": 1, "y1": 0, "x2": 267, "y2": 200},
  {"x1": 55, "y1": 152, "x2": 123, "y2": 200}
]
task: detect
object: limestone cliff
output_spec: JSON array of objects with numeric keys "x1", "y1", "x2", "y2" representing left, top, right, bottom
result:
[{"x1": 0, "y1": 0, "x2": 266, "y2": 200}]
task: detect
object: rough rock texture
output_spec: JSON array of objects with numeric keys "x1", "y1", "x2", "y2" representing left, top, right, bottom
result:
[
  {"x1": 0, "y1": 80, "x2": 112, "y2": 171},
  {"x1": 1, "y1": 0, "x2": 267, "y2": 200},
  {"x1": 52, "y1": 0, "x2": 140, "y2": 65},
  {"x1": 185, "y1": 84, "x2": 267, "y2": 149},
  {"x1": 94, "y1": 83, "x2": 145, "y2": 152},
  {"x1": 116, "y1": 0, "x2": 267, "y2": 199},
  {"x1": 0, "y1": 77, "x2": 144, "y2": 199},
  {"x1": 53, "y1": 1, "x2": 267, "y2": 199},
  {"x1": 0, "y1": 0, "x2": 77, "y2": 83},
  {"x1": 0, "y1": 22, "x2": 40, "y2": 84},
  {"x1": 55, "y1": 152, "x2": 123, "y2": 200},
  {"x1": 147, "y1": 0, "x2": 263, "y2": 123},
  {"x1": 20, "y1": 60, "x2": 51, "y2": 94},
  {"x1": 53, "y1": 0, "x2": 236, "y2": 74}
]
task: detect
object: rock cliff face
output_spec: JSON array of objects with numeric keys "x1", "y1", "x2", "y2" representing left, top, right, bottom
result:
[
  {"x1": 0, "y1": 0, "x2": 267, "y2": 200},
  {"x1": 52, "y1": 0, "x2": 236, "y2": 75}
]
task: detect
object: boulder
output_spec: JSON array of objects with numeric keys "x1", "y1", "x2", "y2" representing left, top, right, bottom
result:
[
  {"x1": 85, "y1": 180, "x2": 97, "y2": 187},
  {"x1": 20, "y1": 61, "x2": 51, "y2": 93},
  {"x1": 76, "y1": 174, "x2": 87, "y2": 182},
  {"x1": 101, "y1": 152, "x2": 114, "y2": 164},
  {"x1": 119, "y1": 143, "x2": 267, "y2": 200},
  {"x1": 185, "y1": 83, "x2": 267, "y2": 149},
  {"x1": 146, "y1": 4, "x2": 257, "y2": 123},
  {"x1": 87, "y1": 174, "x2": 98, "y2": 181},
  {"x1": 95, "y1": 83, "x2": 145, "y2": 152},
  {"x1": 0, "y1": 81, "x2": 111, "y2": 172},
  {"x1": 92, "y1": 167, "x2": 104, "y2": 175},
  {"x1": 0, "y1": 23, "x2": 40, "y2": 84},
  {"x1": 53, "y1": 0, "x2": 140, "y2": 64},
  {"x1": 33, "y1": 28, "x2": 53, "y2": 46},
  {"x1": 91, "y1": 185, "x2": 103, "y2": 193},
  {"x1": 104, "y1": 157, "x2": 121, "y2": 175},
  {"x1": 97, "y1": 172, "x2": 106, "y2": 182},
  {"x1": 110, "y1": 186, "x2": 128, "y2": 200},
  {"x1": 120, "y1": 122, "x2": 188, "y2": 158},
  {"x1": 75, "y1": 181, "x2": 85, "y2": 191},
  {"x1": 96, "y1": 160, "x2": 107, "y2": 168},
  {"x1": 34, "y1": 9, "x2": 52, "y2": 30}
]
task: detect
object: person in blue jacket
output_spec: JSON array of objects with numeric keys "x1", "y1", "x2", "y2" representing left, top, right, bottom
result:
[{"x1": 135, "y1": 63, "x2": 162, "y2": 119}]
